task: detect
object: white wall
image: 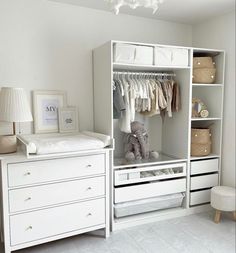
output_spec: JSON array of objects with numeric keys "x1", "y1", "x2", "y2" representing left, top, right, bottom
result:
[
  {"x1": 192, "y1": 11, "x2": 236, "y2": 188},
  {"x1": 0, "y1": 0, "x2": 192, "y2": 133}
]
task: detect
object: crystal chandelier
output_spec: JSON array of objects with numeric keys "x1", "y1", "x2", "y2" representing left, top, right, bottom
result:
[{"x1": 105, "y1": 0, "x2": 164, "y2": 15}]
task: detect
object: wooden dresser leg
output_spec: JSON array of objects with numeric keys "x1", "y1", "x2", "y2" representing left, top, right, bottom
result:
[
  {"x1": 233, "y1": 211, "x2": 236, "y2": 221},
  {"x1": 214, "y1": 210, "x2": 221, "y2": 223}
]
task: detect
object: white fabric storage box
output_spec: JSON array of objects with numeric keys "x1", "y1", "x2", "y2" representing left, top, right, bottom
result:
[
  {"x1": 113, "y1": 43, "x2": 135, "y2": 64},
  {"x1": 134, "y1": 46, "x2": 154, "y2": 65},
  {"x1": 154, "y1": 47, "x2": 172, "y2": 66},
  {"x1": 114, "y1": 193, "x2": 185, "y2": 218},
  {"x1": 171, "y1": 48, "x2": 189, "y2": 66},
  {"x1": 155, "y1": 47, "x2": 189, "y2": 66}
]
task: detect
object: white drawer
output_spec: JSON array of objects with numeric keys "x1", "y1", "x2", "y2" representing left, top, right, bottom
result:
[
  {"x1": 190, "y1": 189, "x2": 211, "y2": 206},
  {"x1": 9, "y1": 176, "x2": 105, "y2": 213},
  {"x1": 191, "y1": 159, "x2": 219, "y2": 175},
  {"x1": 10, "y1": 198, "x2": 105, "y2": 246},
  {"x1": 115, "y1": 163, "x2": 186, "y2": 186},
  {"x1": 190, "y1": 174, "x2": 218, "y2": 190},
  {"x1": 114, "y1": 178, "x2": 186, "y2": 203},
  {"x1": 8, "y1": 154, "x2": 105, "y2": 187}
]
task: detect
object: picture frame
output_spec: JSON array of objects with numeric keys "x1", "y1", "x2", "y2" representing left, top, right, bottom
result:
[
  {"x1": 33, "y1": 90, "x2": 67, "y2": 133},
  {"x1": 58, "y1": 106, "x2": 79, "y2": 133}
]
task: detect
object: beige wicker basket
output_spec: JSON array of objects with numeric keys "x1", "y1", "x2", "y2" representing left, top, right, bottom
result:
[
  {"x1": 191, "y1": 128, "x2": 211, "y2": 144},
  {"x1": 193, "y1": 68, "x2": 216, "y2": 83},
  {"x1": 193, "y1": 57, "x2": 215, "y2": 69},
  {"x1": 191, "y1": 143, "x2": 211, "y2": 156}
]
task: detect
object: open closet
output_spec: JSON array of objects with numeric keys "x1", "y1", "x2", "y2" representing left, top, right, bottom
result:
[{"x1": 93, "y1": 41, "x2": 225, "y2": 230}]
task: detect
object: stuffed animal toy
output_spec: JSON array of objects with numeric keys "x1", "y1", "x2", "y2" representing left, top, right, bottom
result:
[{"x1": 124, "y1": 121, "x2": 159, "y2": 161}]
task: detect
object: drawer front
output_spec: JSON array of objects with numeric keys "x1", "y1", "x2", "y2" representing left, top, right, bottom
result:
[
  {"x1": 191, "y1": 159, "x2": 219, "y2": 175},
  {"x1": 9, "y1": 176, "x2": 105, "y2": 213},
  {"x1": 190, "y1": 189, "x2": 211, "y2": 206},
  {"x1": 114, "y1": 163, "x2": 186, "y2": 186},
  {"x1": 190, "y1": 174, "x2": 218, "y2": 190},
  {"x1": 8, "y1": 154, "x2": 105, "y2": 187},
  {"x1": 114, "y1": 178, "x2": 186, "y2": 203},
  {"x1": 10, "y1": 198, "x2": 105, "y2": 246}
]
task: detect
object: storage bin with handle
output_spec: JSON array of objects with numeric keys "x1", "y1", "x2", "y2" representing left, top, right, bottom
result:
[
  {"x1": 191, "y1": 143, "x2": 211, "y2": 156},
  {"x1": 193, "y1": 57, "x2": 215, "y2": 69},
  {"x1": 192, "y1": 68, "x2": 216, "y2": 83},
  {"x1": 191, "y1": 127, "x2": 212, "y2": 156},
  {"x1": 191, "y1": 128, "x2": 211, "y2": 144}
]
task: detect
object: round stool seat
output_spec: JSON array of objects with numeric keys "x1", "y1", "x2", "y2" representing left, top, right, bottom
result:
[{"x1": 211, "y1": 186, "x2": 236, "y2": 211}]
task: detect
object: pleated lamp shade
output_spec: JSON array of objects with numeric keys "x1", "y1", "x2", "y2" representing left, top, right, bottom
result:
[{"x1": 0, "y1": 87, "x2": 33, "y2": 123}]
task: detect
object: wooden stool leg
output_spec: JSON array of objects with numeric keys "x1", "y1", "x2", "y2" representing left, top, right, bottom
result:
[
  {"x1": 233, "y1": 211, "x2": 236, "y2": 221},
  {"x1": 214, "y1": 210, "x2": 221, "y2": 223}
]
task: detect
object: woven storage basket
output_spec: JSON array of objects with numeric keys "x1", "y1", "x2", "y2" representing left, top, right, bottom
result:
[
  {"x1": 193, "y1": 68, "x2": 216, "y2": 83},
  {"x1": 193, "y1": 57, "x2": 215, "y2": 69},
  {"x1": 191, "y1": 128, "x2": 211, "y2": 144},
  {"x1": 191, "y1": 143, "x2": 211, "y2": 156}
]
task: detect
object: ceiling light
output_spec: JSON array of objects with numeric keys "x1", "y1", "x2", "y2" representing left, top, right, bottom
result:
[{"x1": 105, "y1": 0, "x2": 164, "y2": 15}]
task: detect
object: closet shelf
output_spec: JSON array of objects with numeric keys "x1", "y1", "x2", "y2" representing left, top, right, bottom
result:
[
  {"x1": 192, "y1": 83, "x2": 223, "y2": 87},
  {"x1": 190, "y1": 154, "x2": 220, "y2": 161},
  {"x1": 113, "y1": 153, "x2": 187, "y2": 169},
  {"x1": 113, "y1": 63, "x2": 191, "y2": 72},
  {"x1": 191, "y1": 117, "x2": 221, "y2": 121}
]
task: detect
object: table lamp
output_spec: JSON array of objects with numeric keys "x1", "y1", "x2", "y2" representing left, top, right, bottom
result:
[{"x1": 0, "y1": 87, "x2": 33, "y2": 154}]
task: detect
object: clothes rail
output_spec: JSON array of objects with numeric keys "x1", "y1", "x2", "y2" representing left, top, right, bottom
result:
[{"x1": 113, "y1": 71, "x2": 176, "y2": 77}]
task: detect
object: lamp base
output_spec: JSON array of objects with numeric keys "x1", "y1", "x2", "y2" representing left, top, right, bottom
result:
[{"x1": 0, "y1": 135, "x2": 17, "y2": 154}]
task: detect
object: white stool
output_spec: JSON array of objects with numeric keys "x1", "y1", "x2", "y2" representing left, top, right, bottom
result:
[{"x1": 211, "y1": 186, "x2": 236, "y2": 223}]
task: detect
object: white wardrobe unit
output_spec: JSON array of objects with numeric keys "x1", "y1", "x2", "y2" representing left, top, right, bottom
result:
[{"x1": 93, "y1": 40, "x2": 225, "y2": 230}]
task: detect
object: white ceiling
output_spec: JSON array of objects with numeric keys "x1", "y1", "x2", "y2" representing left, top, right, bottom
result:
[{"x1": 51, "y1": 0, "x2": 235, "y2": 24}]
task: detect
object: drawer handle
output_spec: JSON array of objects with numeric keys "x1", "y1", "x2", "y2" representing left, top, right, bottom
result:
[
  {"x1": 86, "y1": 164, "x2": 92, "y2": 168},
  {"x1": 25, "y1": 197, "x2": 32, "y2": 201},
  {"x1": 87, "y1": 187, "x2": 92, "y2": 191},
  {"x1": 87, "y1": 213, "x2": 92, "y2": 217},
  {"x1": 24, "y1": 172, "x2": 31, "y2": 176},
  {"x1": 26, "y1": 226, "x2": 33, "y2": 231}
]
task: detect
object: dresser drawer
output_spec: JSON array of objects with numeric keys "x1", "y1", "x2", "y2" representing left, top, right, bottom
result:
[
  {"x1": 190, "y1": 174, "x2": 218, "y2": 190},
  {"x1": 190, "y1": 189, "x2": 211, "y2": 206},
  {"x1": 191, "y1": 159, "x2": 219, "y2": 175},
  {"x1": 10, "y1": 198, "x2": 105, "y2": 246},
  {"x1": 8, "y1": 154, "x2": 105, "y2": 187},
  {"x1": 114, "y1": 178, "x2": 186, "y2": 203},
  {"x1": 9, "y1": 176, "x2": 105, "y2": 213}
]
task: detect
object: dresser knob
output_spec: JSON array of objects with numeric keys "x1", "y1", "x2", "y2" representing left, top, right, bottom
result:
[
  {"x1": 87, "y1": 187, "x2": 92, "y2": 191},
  {"x1": 25, "y1": 197, "x2": 32, "y2": 201},
  {"x1": 87, "y1": 213, "x2": 92, "y2": 217},
  {"x1": 26, "y1": 226, "x2": 33, "y2": 230},
  {"x1": 86, "y1": 164, "x2": 92, "y2": 168},
  {"x1": 24, "y1": 172, "x2": 31, "y2": 176}
]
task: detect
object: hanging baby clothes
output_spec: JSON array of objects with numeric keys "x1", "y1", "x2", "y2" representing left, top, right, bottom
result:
[
  {"x1": 113, "y1": 80, "x2": 125, "y2": 119},
  {"x1": 113, "y1": 72, "x2": 181, "y2": 133},
  {"x1": 171, "y1": 82, "x2": 181, "y2": 112},
  {"x1": 118, "y1": 78, "x2": 131, "y2": 133}
]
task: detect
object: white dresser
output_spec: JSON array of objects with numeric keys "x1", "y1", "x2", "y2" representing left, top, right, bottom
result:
[{"x1": 0, "y1": 149, "x2": 110, "y2": 253}]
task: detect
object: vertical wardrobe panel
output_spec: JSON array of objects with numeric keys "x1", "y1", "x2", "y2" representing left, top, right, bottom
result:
[
  {"x1": 162, "y1": 69, "x2": 191, "y2": 159},
  {"x1": 93, "y1": 42, "x2": 113, "y2": 137}
]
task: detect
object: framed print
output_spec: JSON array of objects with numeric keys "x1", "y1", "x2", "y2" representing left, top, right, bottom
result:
[
  {"x1": 58, "y1": 107, "x2": 79, "y2": 133},
  {"x1": 33, "y1": 90, "x2": 67, "y2": 133}
]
